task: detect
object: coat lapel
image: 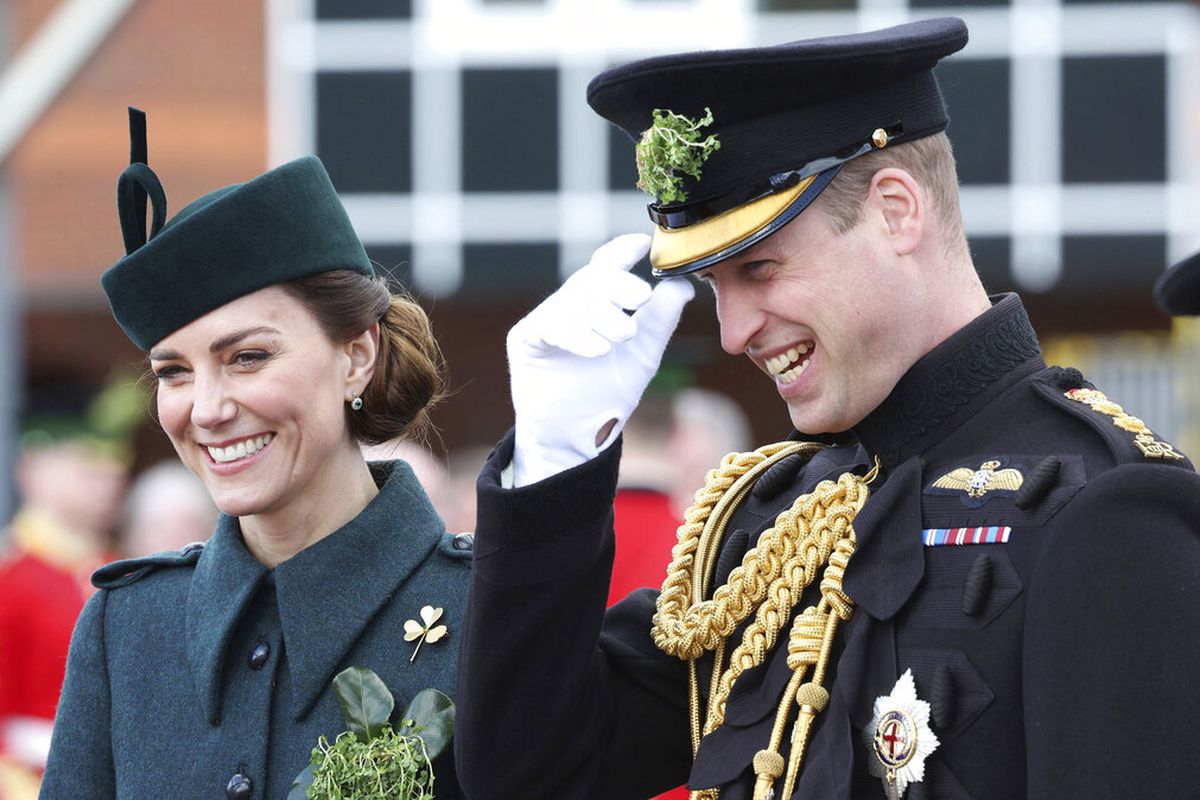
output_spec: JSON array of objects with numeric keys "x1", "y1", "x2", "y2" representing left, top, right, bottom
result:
[
  {"x1": 186, "y1": 515, "x2": 270, "y2": 725},
  {"x1": 690, "y1": 457, "x2": 926, "y2": 796},
  {"x1": 788, "y1": 456, "x2": 923, "y2": 798},
  {"x1": 274, "y1": 461, "x2": 445, "y2": 721},
  {"x1": 842, "y1": 456, "x2": 925, "y2": 621}
]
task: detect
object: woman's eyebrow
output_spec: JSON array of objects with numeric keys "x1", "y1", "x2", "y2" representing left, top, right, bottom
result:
[
  {"x1": 148, "y1": 347, "x2": 181, "y2": 362},
  {"x1": 208, "y1": 325, "x2": 281, "y2": 354},
  {"x1": 147, "y1": 325, "x2": 281, "y2": 362}
]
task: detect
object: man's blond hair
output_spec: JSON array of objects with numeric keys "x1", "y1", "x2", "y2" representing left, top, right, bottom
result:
[{"x1": 816, "y1": 132, "x2": 966, "y2": 256}]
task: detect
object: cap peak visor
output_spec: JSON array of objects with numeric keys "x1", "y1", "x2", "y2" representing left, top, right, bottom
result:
[{"x1": 650, "y1": 168, "x2": 838, "y2": 276}]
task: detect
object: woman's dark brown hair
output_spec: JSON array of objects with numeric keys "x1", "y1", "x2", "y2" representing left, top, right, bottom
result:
[{"x1": 281, "y1": 270, "x2": 446, "y2": 445}]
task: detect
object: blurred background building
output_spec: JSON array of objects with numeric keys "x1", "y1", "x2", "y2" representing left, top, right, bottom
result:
[{"x1": 3, "y1": 0, "x2": 1200, "y2": 525}]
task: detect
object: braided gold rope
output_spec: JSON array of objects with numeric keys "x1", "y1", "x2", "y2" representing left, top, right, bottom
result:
[
  {"x1": 651, "y1": 442, "x2": 822, "y2": 757},
  {"x1": 649, "y1": 442, "x2": 876, "y2": 800},
  {"x1": 654, "y1": 442, "x2": 821, "y2": 662},
  {"x1": 706, "y1": 471, "x2": 869, "y2": 735},
  {"x1": 777, "y1": 536, "x2": 857, "y2": 800}
]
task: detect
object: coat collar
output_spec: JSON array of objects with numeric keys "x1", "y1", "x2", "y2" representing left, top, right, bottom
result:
[
  {"x1": 850, "y1": 292, "x2": 1043, "y2": 472},
  {"x1": 186, "y1": 460, "x2": 445, "y2": 725}
]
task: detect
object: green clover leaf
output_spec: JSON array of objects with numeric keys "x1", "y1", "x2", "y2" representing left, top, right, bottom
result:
[{"x1": 635, "y1": 107, "x2": 721, "y2": 204}]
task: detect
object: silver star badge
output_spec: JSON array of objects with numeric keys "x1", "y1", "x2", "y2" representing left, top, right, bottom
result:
[{"x1": 863, "y1": 669, "x2": 940, "y2": 799}]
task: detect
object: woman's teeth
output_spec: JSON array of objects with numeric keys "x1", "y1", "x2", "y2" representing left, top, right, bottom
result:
[
  {"x1": 207, "y1": 434, "x2": 273, "y2": 464},
  {"x1": 766, "y1": 343, "x2": 812, "y2": 385}
]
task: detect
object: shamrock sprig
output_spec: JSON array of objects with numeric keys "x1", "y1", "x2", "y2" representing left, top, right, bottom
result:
[
  {"x1": 290, "y1": 667, "x2": 454, "y2": 800},
  {"x1": 634, "y1": 107, "x2": 721, "y2": 205}
]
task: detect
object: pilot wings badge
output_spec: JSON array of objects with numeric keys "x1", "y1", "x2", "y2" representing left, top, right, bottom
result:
[
  {"x1": 864, "y1": 669, "x2": 940, "y2": 800},
  {"x1": 927, "y1": 459, "x2": 1023, "y2": 508}
]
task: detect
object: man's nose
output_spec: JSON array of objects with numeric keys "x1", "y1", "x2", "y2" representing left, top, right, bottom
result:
[{"x1": 716, "y1": 284, "x2": 765, "y2": 357}]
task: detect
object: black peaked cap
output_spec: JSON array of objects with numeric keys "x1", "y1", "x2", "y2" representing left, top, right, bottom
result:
[
  {"x1": 587, "y1": 18, "x2": 969, "y2": 275},
  {"x1": 589, "y1": 17, "x2": 967, "y2": 205}
]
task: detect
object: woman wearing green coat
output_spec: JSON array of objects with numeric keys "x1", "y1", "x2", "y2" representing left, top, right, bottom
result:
[{"x1": 39, "y1": 111, "x2": 468, "y2": 799}]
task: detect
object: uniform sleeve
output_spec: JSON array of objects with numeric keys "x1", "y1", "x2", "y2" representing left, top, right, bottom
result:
[
  {"x1": 455, "y1": 432, "x2": 692, "y2": 800},
  {"x1": 39, "y1": 589, "x2": 116, "y2": 799},
  {"x1": 1023, "y1": 462, "x2": 1200, "y2": 798}
]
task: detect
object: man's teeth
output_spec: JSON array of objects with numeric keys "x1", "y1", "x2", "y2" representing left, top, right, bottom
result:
[
  {"x1": 766, "y1": 344, "x2": 812, "y2": 384},
  {"x1": 207, "y1": 434, "x2": 272, "y2": 464}
]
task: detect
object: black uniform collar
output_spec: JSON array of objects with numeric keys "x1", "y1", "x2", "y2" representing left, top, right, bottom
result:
[{"x1": 850, "y1": 292, "x2": 1044, "y2": 472}]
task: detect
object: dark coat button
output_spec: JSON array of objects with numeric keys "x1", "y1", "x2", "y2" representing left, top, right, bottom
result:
[
  {"x1": 248, "y1": 642, "x2": 270, "y2": 670},
  {"x1": 226, "y1": 773, "x2": 252, "y2": 799},
  {"x1": 452, "y1": 532, "x2": 475, "y2": 551}
]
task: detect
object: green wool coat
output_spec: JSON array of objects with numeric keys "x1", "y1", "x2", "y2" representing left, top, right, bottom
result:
[{"x1": 40, "y1": 461, "x2": 469, "y2": 799}]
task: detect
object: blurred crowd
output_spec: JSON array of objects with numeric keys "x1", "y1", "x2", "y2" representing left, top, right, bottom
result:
[
  {"x1": 0, "y1": 376, "x2": 749, "y2": 799},
  {"x1": 0, "y1": 380, "x2": 219, "y2": 797}
]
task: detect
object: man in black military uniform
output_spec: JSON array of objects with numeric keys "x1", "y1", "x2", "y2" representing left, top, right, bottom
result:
[{"x1": 456, "y1": 18, "x2": 1200, "y2": 800}]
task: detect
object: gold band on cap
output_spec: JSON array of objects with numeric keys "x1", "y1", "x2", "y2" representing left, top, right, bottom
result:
[{"x1": 649, "y1": 174, "x2": 819, "y2": 273}]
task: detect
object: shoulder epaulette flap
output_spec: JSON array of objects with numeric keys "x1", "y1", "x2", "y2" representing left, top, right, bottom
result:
[
  {"x1": 92, "y1": 541, "x2": 206, "y2": 589},
  {"x1": 1033, "y1": 368, "x2": 1191, "y2": 468}
]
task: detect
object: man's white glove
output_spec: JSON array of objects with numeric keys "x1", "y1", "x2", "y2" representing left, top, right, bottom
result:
[{"x1": 508, "y1": 234, "x2": 695, "y2": 487}]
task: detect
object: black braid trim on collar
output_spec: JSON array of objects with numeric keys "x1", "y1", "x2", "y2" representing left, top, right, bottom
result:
[{"x1": 852, "y1": 293, "x2": 1043, "y2": 470}]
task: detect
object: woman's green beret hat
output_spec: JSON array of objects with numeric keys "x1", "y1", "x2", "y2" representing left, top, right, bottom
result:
[{"x1": 101, "y1": 109, "x2": 373, "y2": 350}]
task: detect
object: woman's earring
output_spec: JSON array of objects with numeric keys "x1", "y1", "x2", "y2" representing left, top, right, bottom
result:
[{"x1": 350, "y1": 396, "x2": 364, "y2": 411}]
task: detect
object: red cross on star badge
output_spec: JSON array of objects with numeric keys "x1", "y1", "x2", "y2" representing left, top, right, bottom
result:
[{"x1": 864, "y1": 669, "x2": 940, "y2": 799}]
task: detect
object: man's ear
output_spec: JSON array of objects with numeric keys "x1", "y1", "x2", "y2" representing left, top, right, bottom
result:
[
  {"x1": 869, "y1": 167, "x2": 924, "y2": 257},
  {"x1": 344, "y1": 321, "x2": 381, "y2": 400}
]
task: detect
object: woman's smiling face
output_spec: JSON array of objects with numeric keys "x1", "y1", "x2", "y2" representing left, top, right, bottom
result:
[{"x1": 149, "y1": 285, "x2": 362, "y2": 519}]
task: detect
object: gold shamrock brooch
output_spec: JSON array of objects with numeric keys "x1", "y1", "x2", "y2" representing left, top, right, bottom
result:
[{"x1": 404, "y1": 605, "x2": 448, "y2": 663}]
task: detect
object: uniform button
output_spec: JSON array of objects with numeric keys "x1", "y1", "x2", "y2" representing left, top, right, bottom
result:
[
  {"x1": 226, "y1": 773, "x2": 252, "y2": 799},
  {"x1": 248, "y1": 642, "x2": 270, "y2": 670},
  {"x1": 452, "y1": 532, "x2": 475, "y2": 551}
]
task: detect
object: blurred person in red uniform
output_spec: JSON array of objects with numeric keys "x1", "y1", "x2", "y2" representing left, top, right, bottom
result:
[
  {"x1": 0, "y1": 380, "x2": 138, "y2": 797},
  {"x1": 611, "y1": 388, "x2": 751, "y2": 800},
  {"x1": 610, "y1": 387, "x2": 754, "y2": 608},
  {"x1": 609, "y1": 390, "x2": 679, "y2": 608},
  {"x1": 611, "y1": 391, "x2": 687, "y2": 800}
]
